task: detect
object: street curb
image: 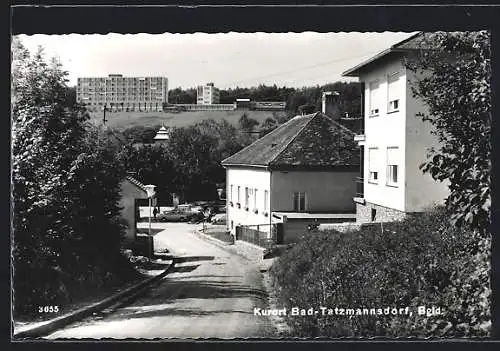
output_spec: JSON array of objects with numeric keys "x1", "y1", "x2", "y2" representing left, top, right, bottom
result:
[
  {"x1": 13, "y1": 257, "x2": 177, "y2": 339},
  {"x1": 191, "y1": 229, "x2": 258, "y2": 263},
  {"x1": 194, "y1": 228, "x2": 235, "y2": 247},
  {"x1": 192, "y1": 229, "x2": 239, "y2": 252}
]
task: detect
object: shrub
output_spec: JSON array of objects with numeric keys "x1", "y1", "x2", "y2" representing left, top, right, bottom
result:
[{"x1": 268, "y1": 207, "x2": 490, "y2": 337}]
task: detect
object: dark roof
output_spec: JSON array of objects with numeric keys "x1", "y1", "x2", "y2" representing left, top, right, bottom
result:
[
  {"x1": 342, "y1": 32, "x2": 443, "y2": 77},
  {"x1": 221, "y1": 112, "x2": 359, "y2": 169}
]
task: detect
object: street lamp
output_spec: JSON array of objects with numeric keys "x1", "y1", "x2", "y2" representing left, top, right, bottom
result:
[{"x1": 144, "y1": 184, "x2": 156, "y2": 236}]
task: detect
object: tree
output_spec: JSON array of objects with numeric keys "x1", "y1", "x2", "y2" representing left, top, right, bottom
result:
[
  {"x1": 298, "y1": 104, "x2": 316, "y2": 115},
  {"x1": 123, "y1": 143, "x2": 176, "y2": 203},
  {"x1": 122, "y1": 124, "x2": 160, "y2": 144},
  {"x1": 12, "y1": 40, "x2": 131, "y2": 316},
  {"x1": 238, "y1": 112, "x2": 260, "y2": 133},
  {"x1": 406, "y1": 31, "x2": 491, "y2": 236},
  {"x1": 259, "y1": 117, "x2": 279, "y2": 137}
]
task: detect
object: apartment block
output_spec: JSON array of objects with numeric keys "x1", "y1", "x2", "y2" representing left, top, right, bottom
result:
[
  {"x1": 76, "y1": 74, "x2": 169, "y2": 112},
  {"x1": 196, "y1": 82, "x2": 220, "y2": 105}
]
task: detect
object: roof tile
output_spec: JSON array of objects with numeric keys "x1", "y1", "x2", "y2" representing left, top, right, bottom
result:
[{"x1": 222, "y1": 112, "x2": 359, "y2": 168}]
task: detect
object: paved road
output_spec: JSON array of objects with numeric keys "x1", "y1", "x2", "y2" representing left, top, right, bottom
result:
[{"x1": 48, "y1": 223, "x2": 276, "y2": 339}]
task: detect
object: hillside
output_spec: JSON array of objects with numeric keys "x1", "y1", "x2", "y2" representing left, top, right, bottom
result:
[{"x1": 89, "y1": 110, "x2": 288, "y2": 130}]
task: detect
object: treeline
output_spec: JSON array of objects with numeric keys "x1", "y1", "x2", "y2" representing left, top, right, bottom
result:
[{"x1": 168, "y1": 82, "x2": 361, "y2": 117}]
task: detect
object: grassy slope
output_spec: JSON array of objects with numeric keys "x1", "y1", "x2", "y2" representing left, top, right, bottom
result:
[{"x1": 89, "y1": 110, "x2": 287, "y2": 130}]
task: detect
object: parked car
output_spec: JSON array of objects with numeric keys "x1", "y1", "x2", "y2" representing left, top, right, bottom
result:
[{"x1": 157, "y1": 209, "x2": 194, "y2": 222}]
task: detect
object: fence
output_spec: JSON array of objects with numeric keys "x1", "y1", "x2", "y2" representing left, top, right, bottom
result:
[
  {"x1": 235, "y1": 223, "x2": 284, "y2": 249},
  {"x1": 173, "y1": 104, "x2": 236, "y2": 111}
]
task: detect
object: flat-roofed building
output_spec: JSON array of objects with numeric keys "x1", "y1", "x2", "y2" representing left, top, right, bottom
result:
[
  {"x1": 197, "y1": 82, "x2": 220, "y2": 105},
  {"x1": 76, "y1": 74, "x2": 168, "y2": 112}
]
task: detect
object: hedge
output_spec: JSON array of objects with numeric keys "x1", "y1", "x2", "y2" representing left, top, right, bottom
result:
[{"x1": 268, "y1": 207, "x2": 490, "y2": 338}]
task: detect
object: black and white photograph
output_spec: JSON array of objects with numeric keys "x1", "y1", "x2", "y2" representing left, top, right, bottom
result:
[{"x1": 10, "y1": 4, "x2": 494, "y2": 342}]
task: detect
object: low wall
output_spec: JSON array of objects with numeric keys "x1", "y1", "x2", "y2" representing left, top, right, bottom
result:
[
  {"x1": 134, "y1": 234, "x2": 154, "y2": 258},
  {"x1": 356, "y1": 201, "x2": 406, "y2": 223},
  {"x1": 318, "y1": 222, "x2": 362, "y2": 233}
]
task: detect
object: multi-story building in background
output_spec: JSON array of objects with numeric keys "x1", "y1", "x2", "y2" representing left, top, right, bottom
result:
[
  {"x1": 76, "y1": 74, "x2": 168, "y2": 112},
  {"x1": 196, "y1": 82, "x2": 220, "y2": 105}
]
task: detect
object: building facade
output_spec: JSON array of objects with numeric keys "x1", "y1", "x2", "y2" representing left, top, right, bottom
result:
[
  {"x1": 76, "y1": 74, "x2": 168, "y2": 112},
  {"x1": 222, "y1": 112, "x2": 359, "y2": 245},
  {"x1": 119, "y1": 176, "x2": 150, "y2": 246},
  {"x1": 342, "y1": 32, "x2": 449, "y2": 224},
  {"x1": 197, "y1": 83, "x2": 220, "y2": 105}
]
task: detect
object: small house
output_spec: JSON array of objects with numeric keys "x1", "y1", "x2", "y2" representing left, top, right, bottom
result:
[{"x1": 222, "y1": 111, "x2": 360, "y2": 245}]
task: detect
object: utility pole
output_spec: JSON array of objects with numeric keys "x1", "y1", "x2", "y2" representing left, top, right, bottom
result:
[{"x1": 103, "y1": 104, "x2": 107, "y2": 125}]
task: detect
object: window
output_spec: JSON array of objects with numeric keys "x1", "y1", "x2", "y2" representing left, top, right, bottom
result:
[
  {"x1": 264, "y1": 190, "x2": 269, "y2": 212},
  {"x1": 386, "y1": 147, "x2": 400, "y2": 186},
  {"x1": 293, "y1": 192, "x2": 306, "y2": 212},
  {"x1": 237, "y1": 186, "x2": 240, "y2": 203},
  {"x1": 387, "y1": 72, "x2": 400, "y2": 113},
  {"x1": 230, "y1": 185, "x2": 233, "y2": 201},
  {"x1": 245, "y1": 187, "x2": 249, "y2": 208},
  {"x1": 368, "y1": 148, "x2": 379, "y2": 183},
  {"x1": 369, "y1": 81, "x2": 380, "y2": 116}
]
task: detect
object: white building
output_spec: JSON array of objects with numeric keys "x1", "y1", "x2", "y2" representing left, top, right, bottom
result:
[
  {"x1": 342, "y1": 32, "x2": 449, "y2": 223},
  {"x1": 196, "y1": 82, "x2": 220, "y2": 105},
  {"x1": 76, "y1": 74, "x2": 168, "y2": 112},
  {"x1": 221, "y1": 111, "x2": 359, "y2": 245}
]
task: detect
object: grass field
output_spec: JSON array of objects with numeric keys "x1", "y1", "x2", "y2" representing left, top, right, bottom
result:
[{"x1": 89, "y1": 109, "x2": 287, "y2": 130}]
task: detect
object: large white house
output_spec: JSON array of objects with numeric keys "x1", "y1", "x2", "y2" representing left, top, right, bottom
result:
[
  {"x1": 342, "y1": 32, "x2": 449, "y2": 223},
  {"x1": 221, "y1": 111, "x2": 359, "y2": 245}
]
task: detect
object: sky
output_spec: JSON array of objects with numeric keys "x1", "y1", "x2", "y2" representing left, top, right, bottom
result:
[{"x1": 16, "y1": 32, "x2": 417, "y2": 89}]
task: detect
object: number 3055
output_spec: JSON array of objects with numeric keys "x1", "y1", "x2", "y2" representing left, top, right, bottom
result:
[{"x1": 38, "y1": 306, "x2": 59, "y2": 313}]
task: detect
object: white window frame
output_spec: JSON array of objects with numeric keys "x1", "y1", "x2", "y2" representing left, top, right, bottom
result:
[
  {"x1": 368, "y1": 147, "x2": 379, "y2": 184},
  {"x1": 386, "y1": 147, "x2": 399, "y2": 187},
  {"x1": 293, "y1": 192, "x2": 307, "y2": 212},
  {"x1": 387, "y1": 72, "x2": 400, "y2": 113},
  {"x1": 369, "y1": 80, "x2": 380, "y2": 117}
]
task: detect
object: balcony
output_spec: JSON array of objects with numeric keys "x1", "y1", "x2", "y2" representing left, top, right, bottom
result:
[
  {"x1": 354, "y1": 134, "x2": 366, "y2": 143},
  {"x1": 344, "y1": 116, "x2": 365, "y2": 143}
]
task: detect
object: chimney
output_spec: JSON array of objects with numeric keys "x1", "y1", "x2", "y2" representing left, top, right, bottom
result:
[{"x1": 322, "y1": 91, "x2": 341, "y2": 120}]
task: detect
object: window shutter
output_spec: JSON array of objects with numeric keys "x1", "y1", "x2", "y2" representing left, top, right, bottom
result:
[
  {"x1": 387, "y1": 147, "x2": 399, "y2": 165},
  {"x1": 369, "y1": 148, "x2": 379, "y2": 172},
  {"x1": 369, "y1": 81, "x2": 379, "y2": 114},
  {"x1": 300, "y1": 193, "x2": 306, "y2": 212},
  {"x1": 387, "y1": 73, "x2": 400, "y2": 104}
]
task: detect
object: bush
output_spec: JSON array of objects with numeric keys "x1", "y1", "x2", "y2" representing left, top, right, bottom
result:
[{"x1": 269, "y1": 207, "x2": 490, "y2": 337}]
